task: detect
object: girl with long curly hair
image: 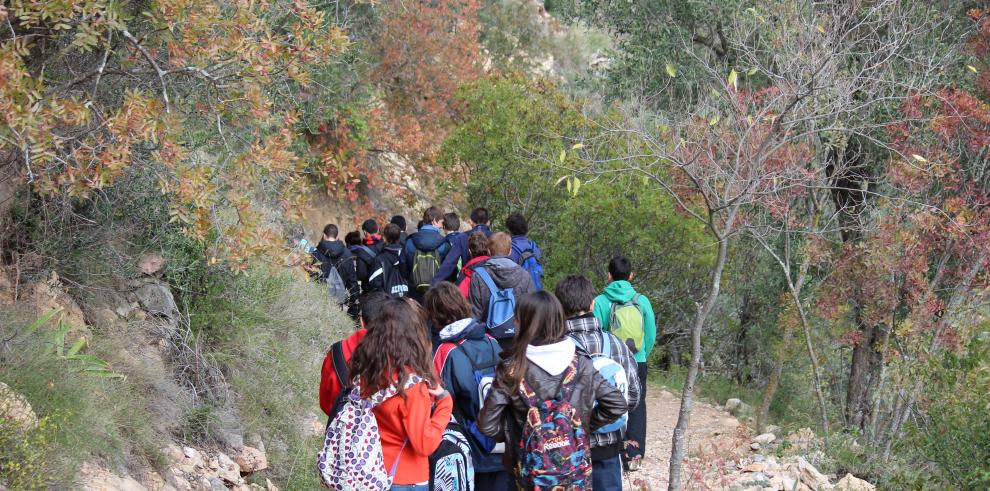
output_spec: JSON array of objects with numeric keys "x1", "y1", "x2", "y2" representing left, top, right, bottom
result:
[{"x1": 349, "y1": 297, "x2": 453, "y2": 490}]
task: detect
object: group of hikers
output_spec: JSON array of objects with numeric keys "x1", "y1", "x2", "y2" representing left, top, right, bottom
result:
[{"x1": 309, "y1": 207, "x2": 657, "y2": 490}]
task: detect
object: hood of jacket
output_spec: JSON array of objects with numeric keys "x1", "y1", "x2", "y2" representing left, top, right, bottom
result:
[
  {"x1": 381, "y1": 243, "x2": 403, "y2": 257},
  {"x1": 461, "y1": 255, "x2": 489, "y2": 273},
  {"x1": 436, "y1": 318, "x2": 486, "y2": 343},
  {"x1": 469, "y1": 224, "x2": 492, "y2": 237},
  {"x1": 409, "y1": 225, "x2": 446, "y2": 251},
  {"x1": 478, "y1": 256, "x2": 531, "y2": 289},
  {"x1": 601, "y1": 280, "x2": 639, "y2": 303},
  {"x1": 526, "y1": 339, "x2": 576, "y2": 376},
  {"x1": 318, "y1": 239, "x2": 348, "y2": 260}
]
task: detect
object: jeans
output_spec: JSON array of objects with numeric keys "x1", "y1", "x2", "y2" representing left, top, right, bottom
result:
[
  {"x1": 623, "y1": 362, "x2": 648, "y2": 466},
  {"x1": 390, "y1": 485, "x2": 427, "y2": 491},
  {"x1": 475, "y1": 470, "x2": 513, "y2": 491},
  {"x1": 593, "y1": 453, "x2": 624, "y2": 490}
]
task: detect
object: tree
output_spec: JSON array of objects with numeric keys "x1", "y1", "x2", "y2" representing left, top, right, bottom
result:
[
  {"x1": 571, "y1": 1, "x2": 958, "y2": 487},
  {"x1": 1, "y1": 0, "x2": 351, "y2": 268}
]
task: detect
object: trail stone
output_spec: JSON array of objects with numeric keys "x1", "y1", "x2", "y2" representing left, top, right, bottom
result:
[
  {"x1": 794, "y1": 457, "x2": 832, "y2": 490},
  {"x1": 207, "y1": 477, "x2": 227, "y2": 491},
  {"x1": 836, "y1": 474, "x2": 875, "y2": 491},
  {"x1": 216, "y1": 452, "x2": 243, "y2": 484},
  {"x1": 754, "y1": 433, "x2": 777, "y2": 445},
  {"x1": 265, "y1": 478, "x2": 279, "y2": 491},
  {"x1": 138, "y1": 254, "x2": 166, "y2": 275},
  {"x1": 743, "y1": 463, "x2": 766, "y2": 473},
  {"x1": 164, "y1": 468, "x2": 191, "y2": 491},
  {"x1": 0, "y1": 382, "x2": 37, "y2": 428},
  {"x1": 725, "y1": 398, "x2": 743, "y2": 412},
  {"x1": 235, "y1": 446, "x2": 268, "y2": 474}
]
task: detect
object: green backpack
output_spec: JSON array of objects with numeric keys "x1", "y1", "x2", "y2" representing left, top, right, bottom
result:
[
  {"x1": 411, "y1": 249, "x2": 440, "y2": 293},
  {"x1": 609, "y1": 294, "x2": 645, "y2": 354}
]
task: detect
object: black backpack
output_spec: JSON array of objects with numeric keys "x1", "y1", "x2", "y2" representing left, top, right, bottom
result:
[
  {"x1": 429, "y1": 420, "x2": 474, "y2": 491},
  {"x1": 378, "y1": 251, "x2": 409, "y2": 298}
]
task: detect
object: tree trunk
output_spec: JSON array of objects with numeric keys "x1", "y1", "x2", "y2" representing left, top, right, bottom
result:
[
  {"x1": 756, "y1": 321, "x2": 792, "y2": 434},
  {"x1": 845, "y1": 317, "x2": 883, "y2": 429},
  {"x1": 792, "y1": 287, "x2": 830, "y2": 434},
  {"x1": 667, "y1": 227, "x2": 732, "y2": 491}
]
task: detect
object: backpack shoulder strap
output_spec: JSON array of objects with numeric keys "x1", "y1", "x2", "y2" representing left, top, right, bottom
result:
[
  {"x1": 331, "y1": 341, "x2": 349, "y2": 389},
  {"x1": 474, "y1": 267, "x2": 499, "y2": 293},
  {"x1": 601, "y1": 330, "x2": 612, "y2": 358},
  {"x1": 433, "y1": 342, "x2": 461, "y2": 377},
  {"x1": 359, "y1": 245, "x2": 377, "y2": 258}
]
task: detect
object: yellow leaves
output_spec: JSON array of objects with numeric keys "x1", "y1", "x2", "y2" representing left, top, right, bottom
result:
[
  {"x1": 967, "y1": 65, "x2": 979, "y2": 74},
  {"x1": 665, "y1": 63, "x2": 677, "y2": 78},
  {"x1": 727, "y1": 69, "x2": 738, "y2": 91},
  {"x1": 911, "y1": 154, "x2": 928, "y2": 163}
]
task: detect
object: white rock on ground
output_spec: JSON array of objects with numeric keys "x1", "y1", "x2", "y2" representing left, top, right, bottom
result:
[
  {"x1": 836, "y1": 473, "x2": 876, "y2": 491},
  {"x1": 78, "y1": 462, "x2": 147, "y2": 491},
  {"x1": 753, "y1": 433, "x2": 777, "y2": 445},
  {"x1": 0, "y1": 381, "x2": 37, "y2": 428},
  {"x1": 235, "y1": 446, "x2": 268, "y2": 474}
]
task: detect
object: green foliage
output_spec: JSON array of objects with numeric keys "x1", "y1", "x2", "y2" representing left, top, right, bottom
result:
[
  {"x1": 0, "y1": 414, "x2": 63, "y2": 490},
  {"x1": 905, "y1": 332, "x2": 990, "y2": 489},
  {"x1": 0, "y1": 310, "x2": 164, "y2": 485},
  {"x1": 443, "y1": 76, "x2": 712, "y2": 356},
  {"x1": 186, "y1": 267, "x2": 353, "y2": 485}
]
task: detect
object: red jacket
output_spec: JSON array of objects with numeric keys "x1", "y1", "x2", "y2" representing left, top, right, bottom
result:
[
  {"x1": 374, "y1": 382, "x2": 453, "y2": 484},
  {"x1": 457, "y1": 256, "x2": 490, "y2": 299},
  {"x1": 319, "y1": 329, "x2": 367, "y2": 416}
]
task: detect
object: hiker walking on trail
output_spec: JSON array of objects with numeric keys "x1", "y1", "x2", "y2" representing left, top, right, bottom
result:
[
  {"x1": 347, "y1": 230, "x2": 379, "y2": 295},
  {"x1": 556, "y1": 275, "x2": 641, "y2": 490},
  {"x1": 425, "y1": 283, "x2": 508, "y2": 491},
  {"x1": 313, "y1": 224, "x2": 360, "y2": 319},
  {"x1": 456, "y1": 232, "x2": 490, "y2": 299},
  {"x1": 319, "y1": 291, "x2": 391, "y2": 415},
  {"x1": 362, "y1": 218, "x2": 386, "y2": 253},
  {"x1": 478, "y1": 291, "x2": 626, "y2": 490},
  {"x1": 369, "y1": 224, "x2": 410, "y2": 298},
  {"x1": 391, "y1": 215, "x2": 409, "y2": 248},
  {"x1": 442, "y1": 212, "x2": 462, "y2": 263},
  {"x1": 318, "y1": 296, "x2": 453, "y2": 490},
  {"x1": 404, "y1": 207, "x2": 450, "y2": 301},
  {"x1": 505, "y1": 213, "x2": 544, "y2": 290},
  {"x1": 592, "y1": 255, "x2": 657, "y2": 472},
  {"x1": 468, "y1": 232, "x2": 535, "y2": 351},
  {"x1": 432, "y1": 207, "x2": 492, "y2": 286}
]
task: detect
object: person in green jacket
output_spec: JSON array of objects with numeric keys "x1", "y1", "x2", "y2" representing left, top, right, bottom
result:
[{"x1": 592, "y1": 255, "x2": 656, "y2": 472}]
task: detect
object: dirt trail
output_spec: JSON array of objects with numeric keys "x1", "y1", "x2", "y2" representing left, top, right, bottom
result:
[{"x1": 624, "y1": 387, "x2": 748, "y2": 490}]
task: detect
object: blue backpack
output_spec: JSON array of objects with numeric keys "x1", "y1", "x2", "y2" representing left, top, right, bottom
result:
[
  {"x1": 474, "y1": 267, "x2": 516, "y2": 339},
  {"x1": 570, "y1": 333, "x2": 630, "y2": 434},
  {"x1": 511, "y1": 240, "x2": 543, "y2": 290}
]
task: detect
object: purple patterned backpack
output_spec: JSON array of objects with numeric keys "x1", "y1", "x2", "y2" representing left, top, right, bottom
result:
[{"x1": 317, "y1": 375, "x2": 421, "y2": 490}]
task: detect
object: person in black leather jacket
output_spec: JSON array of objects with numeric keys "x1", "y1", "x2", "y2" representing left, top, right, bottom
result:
[{"x1": 478, "y1": 291, "x2": 626, "y2": 487}]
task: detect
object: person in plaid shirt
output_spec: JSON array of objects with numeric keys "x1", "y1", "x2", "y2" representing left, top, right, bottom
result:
[{"x1": 554, "y1": 275, "x2": 641, "y2": 490}]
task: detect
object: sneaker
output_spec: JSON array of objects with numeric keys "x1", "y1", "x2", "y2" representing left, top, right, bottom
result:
[{"x1": 626, "y1": 460, "x2": 641, "y2": 472}]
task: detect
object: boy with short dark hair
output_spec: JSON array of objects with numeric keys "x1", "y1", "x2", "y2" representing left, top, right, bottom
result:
[
  {"x1": 390, "y1": 215, "x2": 408, "y2": 247},
  {"x1": 593, "y1": 255, "x2": 657, "y2": 471},
  {"x1": 313, "y1": 223, "x2": 359, "y2": 318},
  {"x1": 361, "y1": 218, "x2": 384, "y2": 253},
  {"x1": 505, "y1": 213, "x2": 544, "y2": 289},
  {"x1": 432, "y1": 207, "x2": 493, "y2": 286},
  {"x1": 556, "y1": 274, "x2": 641, "y2": 489},
  {"x1": 369, "y1": 223, "x2": 408, "y2": 297},
  {"x1": 403, "y1": 207, "x2": 449, "y2": 300}
]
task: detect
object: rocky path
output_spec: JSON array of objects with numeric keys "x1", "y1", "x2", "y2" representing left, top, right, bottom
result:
[{"x1": 625, "y1": 386, "x2": 748, "y2": 490}]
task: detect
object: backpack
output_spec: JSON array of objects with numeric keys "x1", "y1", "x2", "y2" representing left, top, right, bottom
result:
[
  {"x1": 316, "y1": 375, "x2": 420, "y2": 490},
  {"x1": 411, "y1": 248, "x2": 440, "y2": 293},
  {"x1": 378, "y1": 252, "x2": 409, "y2": 298},
  {"x1": 609, "y1": 294, "x2": 646, "y2": 354},
  {"x1": 428, "y1": 420, "x2": 474, "y2": 491},
  {"x1": 474, "y1": 267, "x2": 516, "y2": 339},
  {"x1": 433, "y1": 338, "x2": 503, "y2": 454},
  {"x1": 312, "y1": 247, "x2": 349, "y2": 303},
  {"x1": 570, "y1": 333, "x2": 629, "y2": 434},
  {"x1": 516, "y1": 357, "x2": 592, "y2": 489},
  {"x1": 511, "y1": 240, "x2": 544, "y2": 290}
]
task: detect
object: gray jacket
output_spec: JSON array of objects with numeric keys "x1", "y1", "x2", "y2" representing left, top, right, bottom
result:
[{"x1": 468, "y1": 256, "x2": 536, "y2": 327}]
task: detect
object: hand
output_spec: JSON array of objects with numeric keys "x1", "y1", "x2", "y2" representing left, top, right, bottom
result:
[{"x1": 427, "y1": 384, "x2": 446, "y2": 397}]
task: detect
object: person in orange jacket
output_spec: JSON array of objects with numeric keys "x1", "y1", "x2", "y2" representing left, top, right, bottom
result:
[{"x1": 348, "y1": 296, "x2": 453, "y2": 490}]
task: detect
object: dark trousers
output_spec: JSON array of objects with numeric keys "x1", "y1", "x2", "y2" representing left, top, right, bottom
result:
[
  {"x1": 623, "y1": 362, "x2": 648, "y2": 466},
  {"x1": 475, "y1": 470, "x2": 513, "y2": 491},
  {"x1": 593, "y1": 453, "x2": 624, "y2": 490}
]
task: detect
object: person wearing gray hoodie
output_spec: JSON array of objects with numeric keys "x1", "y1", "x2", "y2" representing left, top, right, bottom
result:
[{"x1": 467, "y1": 232, "x2": 535, "y2": 351}]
